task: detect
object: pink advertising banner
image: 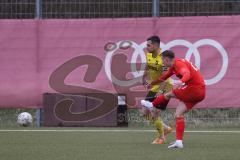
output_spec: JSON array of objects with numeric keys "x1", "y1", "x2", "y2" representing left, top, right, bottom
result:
[{"x1": 0, "y1": 16, "x2": 240, "y2": 108}]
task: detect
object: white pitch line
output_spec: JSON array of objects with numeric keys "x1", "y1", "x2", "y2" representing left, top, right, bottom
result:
[{"x1": 0, "y1": 130, "x2": 240, "y2": 133}]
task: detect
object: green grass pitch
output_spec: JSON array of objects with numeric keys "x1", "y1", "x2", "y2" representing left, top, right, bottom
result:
[{"x1": 0, "y1": 128, "x2": 240, "y2": 160}]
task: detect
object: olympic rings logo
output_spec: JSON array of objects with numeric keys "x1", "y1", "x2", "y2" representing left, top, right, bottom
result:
[{"x1": 104, "y1": 39, "x2": 228, "y2": 86}]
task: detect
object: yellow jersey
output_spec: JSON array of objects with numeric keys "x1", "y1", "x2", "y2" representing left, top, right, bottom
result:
[{"x1": 146, "y1": 51, "x2": 173, "y2": 93}]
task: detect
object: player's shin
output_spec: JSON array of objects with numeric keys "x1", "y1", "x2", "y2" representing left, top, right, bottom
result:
[
  {"x1": 154, "y1": 117, "x2": 164, "y2": 138},
  {"x1": 176, "y1": 116, "x2": 185, "y2": 141}
]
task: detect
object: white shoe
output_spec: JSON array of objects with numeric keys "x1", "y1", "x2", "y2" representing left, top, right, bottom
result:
[
  {"x1": 141, "y1": 100, "x2": 154, "y2": 110},
  {"x1": 168, "y1": 140, "x2": 184, "y2": 149}
]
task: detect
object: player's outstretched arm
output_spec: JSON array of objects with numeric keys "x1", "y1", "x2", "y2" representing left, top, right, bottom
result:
[{"x1": 151, "y1": 68, "x2": 174, "y2": 85}]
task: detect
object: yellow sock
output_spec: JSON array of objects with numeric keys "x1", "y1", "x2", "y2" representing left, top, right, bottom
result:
[{"x1": 154, "y1": 118, "x2": 164, "y2": 138}]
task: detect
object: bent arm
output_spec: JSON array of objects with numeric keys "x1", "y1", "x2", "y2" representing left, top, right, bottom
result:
[{"x1": 151, "y1": 68, "x2": 174, "y2": 85}]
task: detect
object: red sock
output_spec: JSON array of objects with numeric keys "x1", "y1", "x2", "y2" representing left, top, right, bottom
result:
[
  {"x1": 152, "y1": 95, "x2": 169, "y2": 107},
  {"x1": 176, "y1": 117, "x2": 185, "y2": 140}
]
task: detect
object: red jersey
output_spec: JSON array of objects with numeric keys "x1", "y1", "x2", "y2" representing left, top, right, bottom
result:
[{"x1": 157, "y1": 58, "x2": 205, "y2": 86}]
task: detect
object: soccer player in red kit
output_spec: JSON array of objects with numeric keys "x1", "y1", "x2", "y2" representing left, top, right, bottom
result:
[{"x1": 141, "y1": 50, "x2": 206, "y2": 149}]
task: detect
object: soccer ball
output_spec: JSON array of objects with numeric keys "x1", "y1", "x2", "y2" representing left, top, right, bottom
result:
[{"x1": 17, "y1": 112, "x2": 33, "y2": 127}]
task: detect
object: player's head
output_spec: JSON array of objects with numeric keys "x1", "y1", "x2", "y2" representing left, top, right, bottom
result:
[
  {"x1": 146, "y1": 36, "x2": 160, "y2": 53},
  {"x1": 162, "y1": 50, "x2": 175, "y2": 67}
]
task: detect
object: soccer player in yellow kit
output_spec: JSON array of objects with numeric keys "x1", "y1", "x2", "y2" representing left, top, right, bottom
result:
[{"x1": 142, "y1": 36, "x2": 173, "y2": 144}]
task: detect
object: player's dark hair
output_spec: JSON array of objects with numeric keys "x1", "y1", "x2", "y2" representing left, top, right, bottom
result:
[
  {"x1": 162, "y1": 50, "x2": 175, "y2": 59},
  {"x1": 147, "y1": 35, "x2": 160, "y2": 46}
]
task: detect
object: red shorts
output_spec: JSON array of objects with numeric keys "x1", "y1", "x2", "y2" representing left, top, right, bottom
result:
[{"x1": 173, "y1": 85, "x2": 206, "y2": 110}]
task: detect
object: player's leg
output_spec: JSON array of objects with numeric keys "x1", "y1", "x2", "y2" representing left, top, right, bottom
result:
[
  {"x1": 150, "y1": 108, "x2": 165, "y2": 144},
  {"x1": 150, "y1": 108, "x2": 173, "y2": 144},
  {"x1": 168, "y1": 86, "x2": 202, "y2": 149},
  {"x1": 142, "y1": 91, "x2": 164, "y2": 130},
  {"x1": 141, "y1": 97, "x2": 173, "y2": 144},
  {"x1": 141, "y1": 91, "x2": 175, "y2": 109},
  {"x1": 141, "y1": 91, "x2": 169, "y2": 144},
  {"x1": 141, "y1": 90, "x2": 175, "y2": 131},
  {"x1": 152, "y1": 98, "x2": 173, "y2": 140},
  {"x1": 151, "y1": 104, "x2": 175, "y2": 144},
  {"x1": 142, "y1": 82, "x2": 175, "y2": 144},
  {"x1": 141, "y1": 91, "x2": 156, "y2": 120},
  {"x1": 147, "y1": 92, "x2": 165, "y2": 144},
  {"x1": 168, "y1": 101, "x2": 188, "y2": 149},
  {"x1": 142, "y1": 85, "x2": 206, "y2": 148},
  {"x1": 159, "y1": 81, "x2": 173, "y2": 137}
]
